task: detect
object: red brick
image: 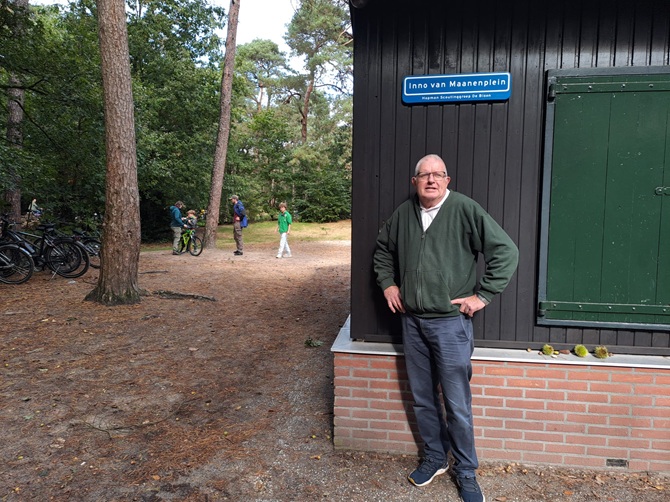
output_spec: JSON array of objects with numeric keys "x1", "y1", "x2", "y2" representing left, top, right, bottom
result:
[
  {"x1": 633, "y1": 451, "x2": 670, "y2": 464},
  {"x1": 653, "y1": 419, "x2": 670, "y2": 429},
  {"x1": 335, "y1": 356, "x2": 370, "y2": 368},
  {"x1": 566, "y1": 413, "x2": 608, "y2": 425},
  {"x1": 587, "y1": 426, "x2": 629, "y2": 436},
  {"x1": 473, "y1": 417, "x2": 505, "y2": 429},
  {"x1": 587, "y1": 404, "x2": 631, "y2": 416},
  {"x1": 590, "y1": 382, "x2": 632, "y2": 393},
  {"x1": 387, "y1": 431, "x2": 418, "y2": 443},
  {"x1": 350, "y1": 409, "x2": 388, "y2": 420},
  {"x1": 525, "y1": 389, "x2": 566, "y2": 401},
  {"x1": 472, "y1": 396, "x2": 505, "y2": 407},
  {"x1": 335, "y1": 397, "x2": 370, "y2": 409},
  {"x1": 655, "y1": 374, "x2": 670, "y2": 385},
  {"x1": 634, "y1": 407, "x2": 670, "y2": 418},
  {"x1": 546, "y1": 401, "x2": 587, "y2": 413},
  {"x1": 609, "y1": 416, "x2": 652, "y2": 428},
  {"x1": 374, "y1": 379, "x2": 404, "y2": 391},
  {"x1": 521, "y1": 452, "x2": 567, "y2": 464},
  {"x1": 610, "y1": 394, "x2": 654, "y2": 406},
  {"x1": 473, "y1": 376, "x2": 507, "y2": 387},
  {"x1": 370, "y1": 420, "x2": 409, "y2": 432},
  {"x1": 334, "y1": 387, "x2": 351, "y2": 397},
  {"x1": 506, "y1": 399, "x2": 547, "y2": 410},
  {"x1": 547, "y1": 380, "x2": 589, "y2": 391},
  {"x1": 526, "y1": 410, "x2": 566, "y2": 422},
  {"x1": 351, "y1": 388, "x2": 389, "y2": 400},
  {"x1": 479, "y1": 449, "x2": 522, "y2": 461},
  {"x1": 367, "y1": 356, "x2": 399, "y2": 368},
  {"x1": 334, "y1": 376, "x2": 369, "y2": 388},
  {"x1": 545, "y1": 422, "x2": 586, "y2": 434},
  {"x1": 388, "y1": 411, "x2": 413, "y2": 422},
  {"x1": 333, "y1": 406, "x2": 351, "y2": 418},
  {"x1": 482, "y1": 387, "x2": 524, "y2": 398},
  {"x1": 607, "y1": 437, "x2": 650, "y2": 449},
  {"x1": 574, "y1": 435, "x2": 608, "y2": 446},
  {"x1": 563, "y1": 456, "x2": 607, "y2": 468},
  {"x1": 544, "y1": 443, "x2": 586, "y2": 455},
  {"x1": 334, "y1": 417, "x2": 370, "y2": 429},
  {"x1": 505, "y1": 419, "x2": 545, "y2": 431},
  {"x1": 567, "y1": 391, "x2": 609, "y2": 403},
  {"x1": 507, "y1": 378, "x2": 547, "y2": 389},
  {"x1": 525, "y1": 368, "x2": 568, "y2": 380},
  {"x1": 475, "y1": 438, "x2": 505, "y2": 450},
  {"x1": 633, "y1": 385, "x2": 670, "y2": 396},
  {"x1": 647, "y1": 461, "x2": 670, "y2": 471},
  {"x1": 587, "y1": 446, "x2": 634, "y2": 457},
  {"x1": 567, "y1": 370, "x2": 611, "y2": 381},
  {"x1": 351, "y1": 368, "x2": 392, "y2": 380},
  {"x1": 631, "y1": 428, "x2": 668, "y2": 440},
  {"x1": 524, "y1": 431, "x2": 565, "y2": 443},
  {"x1": 655, "y1": 396, "x2": 670, "y2": 407},
  {"x1": 484, "y1": 428, "x2": 524, "y2": 440},
  {"x1": 352, "y1": 429, "x2": 388, "y2": 440},
  {"x1": 484, "y1": 408, "x2": 524, "y2": 419},
  {"x1": 483, "y1": 365, "x2": 526, "y2": 377},
  {"x1": 505, "y1": 440, "x2": 543, "y2": 452},
  {"x1": 611, "y1": 372, "x2": 653, "y2": 384},
  {"x1": 334, "y1": 367, "x2": 352, "y2": 377},
  {"x1": 650, "y1": 440, "x2": 670, "y2": 450},
  {"x1": 369, "y1": 399, "x2": 406, "y2": 411}
]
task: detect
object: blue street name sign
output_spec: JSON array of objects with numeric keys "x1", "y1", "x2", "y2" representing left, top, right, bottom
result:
[{"x1": 402, "y1": 72, "x2": 512, "y2": 104}]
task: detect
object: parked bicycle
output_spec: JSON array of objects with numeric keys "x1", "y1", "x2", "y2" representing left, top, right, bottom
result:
[
  {"x1": 0, "y1": 215, "x2": 89, "y2": 279},
  {"x1": 177, "y1": 227, "x2": 203, "y2": 256},
  {"x1": 0, "y1": 242, "x2": 34, "y2": 284}
]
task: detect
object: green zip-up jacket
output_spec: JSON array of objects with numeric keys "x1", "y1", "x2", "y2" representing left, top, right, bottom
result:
[{"x1": 373, "y1": 191, "x2": 519, "y2": 318}]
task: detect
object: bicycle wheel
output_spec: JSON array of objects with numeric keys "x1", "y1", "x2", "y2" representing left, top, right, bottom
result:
[
  {"x1": 188, "y1": 236, "x2": 203, "y2": 256},
  {"x1": 0, "y1": 244, "x2": 34, "y2": 284},
  {"x1": 83, "y1": 238, "x2": 101, "y2": 269},
  {"x1": 45, "y1": 240, "x2": 88, "y2": 278}
]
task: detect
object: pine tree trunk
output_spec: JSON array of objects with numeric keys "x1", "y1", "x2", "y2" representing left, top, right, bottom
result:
[
  {"x1": 203, "y1": 0, "x2": 240, "y2": 249},
  {"x1": 85, "y1": 0, "x2": 141, "y2": 305},
  {"x1": 3, "y1": 0, "x2": 29, "y2": 224}
]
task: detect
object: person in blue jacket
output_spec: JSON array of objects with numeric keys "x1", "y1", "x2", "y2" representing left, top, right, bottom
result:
[
  {"x1": 230, "y1": 195, "x2": 247, "y2": 256},
  {"x1": 169, "y1": 201, "x2": 185, "y2": 255}
]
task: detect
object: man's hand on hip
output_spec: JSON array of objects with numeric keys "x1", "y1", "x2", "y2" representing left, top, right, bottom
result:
[{"x1": 451, "y1": 295, "x2": 485, "y2": 317}]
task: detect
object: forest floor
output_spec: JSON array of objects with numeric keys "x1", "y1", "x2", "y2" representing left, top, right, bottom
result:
[{"x1": 1, "y1": 221, "x2": 668, "y2": 501}]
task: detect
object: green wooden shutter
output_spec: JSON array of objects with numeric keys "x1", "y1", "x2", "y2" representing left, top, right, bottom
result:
[{"x1": 538, "y1": 70, "x2": 670, "y2": 329}]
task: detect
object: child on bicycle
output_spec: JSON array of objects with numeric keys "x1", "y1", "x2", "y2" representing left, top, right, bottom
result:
[{"x1": 183, "y1": 210, "x2": 198, "y2": 230}]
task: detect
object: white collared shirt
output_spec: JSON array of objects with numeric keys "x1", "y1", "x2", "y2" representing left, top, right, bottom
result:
[{"x1": 420, "y1": 189, "x2": 450, "y2": 231}]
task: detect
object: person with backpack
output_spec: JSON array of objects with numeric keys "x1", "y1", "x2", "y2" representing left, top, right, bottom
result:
[
  {"x1": 169, "y1": 201, "x2": 185, "y2": 255},
  {"x1": 230, "y1": 195, "x2": 247, "y2": 256}
]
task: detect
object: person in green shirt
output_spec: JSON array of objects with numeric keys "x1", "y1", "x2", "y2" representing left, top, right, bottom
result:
[
  {"x1": 374, "y1": 154, "x2": 518, "y2": 502},
  {"x1": 275, "y1": 202, "x2": 292, "y2": 258}
]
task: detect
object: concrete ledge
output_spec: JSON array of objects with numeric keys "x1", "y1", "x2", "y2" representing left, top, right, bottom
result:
[{"x1": 331, "y1": 315, "x2": 670, "y2": 370}]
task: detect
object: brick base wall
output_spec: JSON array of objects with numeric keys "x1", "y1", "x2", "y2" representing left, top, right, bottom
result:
[{"x1": 333, "y1": 351, "x2": 670, "y2": 473}]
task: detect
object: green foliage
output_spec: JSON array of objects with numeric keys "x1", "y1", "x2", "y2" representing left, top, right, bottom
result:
[
  {"x1": 573, "y1": 344, "x2": 589, "y2": 357},
  {"x1": 1, "y1": 0, "x2": 353, "y2": 238}
]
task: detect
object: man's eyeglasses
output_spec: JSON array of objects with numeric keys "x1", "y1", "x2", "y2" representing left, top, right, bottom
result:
[{"x1": 415, "y1": 171, "x2": 448, "y2": 181}]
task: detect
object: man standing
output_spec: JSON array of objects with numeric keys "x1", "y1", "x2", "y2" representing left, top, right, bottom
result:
[
  {"x1": 169, "y1": 201, "x2": 185, "y2": 255},
  {"x1": 373, "y1": 154, "x2": 518, "y2": 502},
  {"x1": 230, "y1": 195, "x2": 246, "y2": 256}
]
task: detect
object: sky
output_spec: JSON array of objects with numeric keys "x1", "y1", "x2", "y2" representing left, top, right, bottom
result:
[
  {"x1": 227, "y1": 0, "x2": 297, "y2": 50},
  {"x1": 31, "y1": 0, "x2": 298, "y2": 53}
]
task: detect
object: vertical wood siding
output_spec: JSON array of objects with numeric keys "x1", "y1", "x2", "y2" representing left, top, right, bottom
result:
[{"x1": 350, "y1": 0, "x2": 670, "y2": 354}]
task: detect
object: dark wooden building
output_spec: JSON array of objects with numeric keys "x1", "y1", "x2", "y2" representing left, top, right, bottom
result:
[{"x1": 349, "y1": 0, "x2": 670, "y2": 355}]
